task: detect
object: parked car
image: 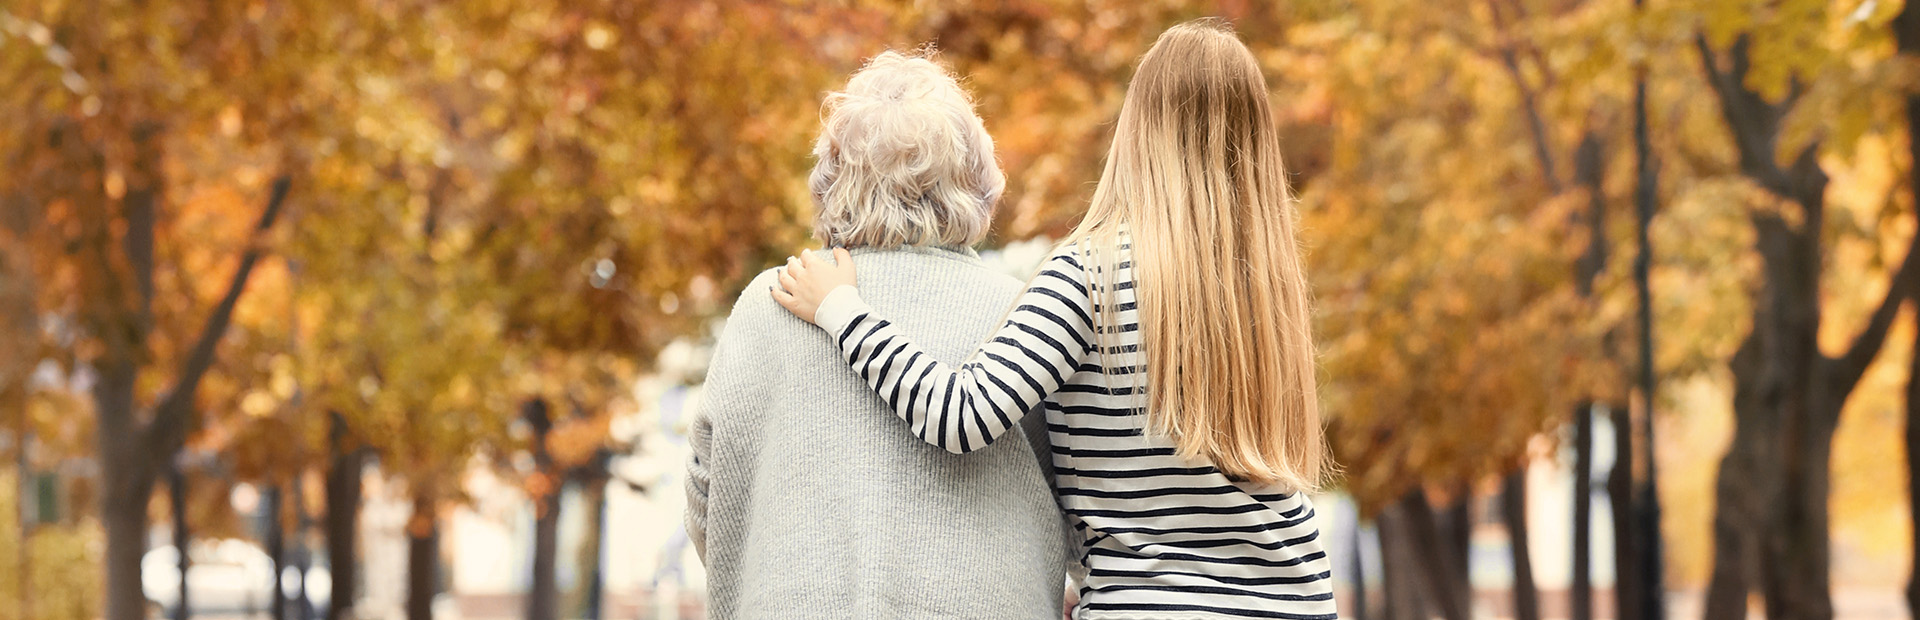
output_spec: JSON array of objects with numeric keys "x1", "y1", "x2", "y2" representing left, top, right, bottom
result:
[{"x1": 143, "y1": 539, "x2": 331, "y2": 617}]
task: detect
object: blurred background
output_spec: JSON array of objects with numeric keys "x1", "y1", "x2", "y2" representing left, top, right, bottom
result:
[{"x1": 0, "y1": 0, "x2": 1915, "y2": 619}]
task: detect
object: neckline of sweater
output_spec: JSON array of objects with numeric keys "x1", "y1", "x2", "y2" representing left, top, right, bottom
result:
[{"x1": 843, "y1": 244, "x2": 983, "y2": 266}]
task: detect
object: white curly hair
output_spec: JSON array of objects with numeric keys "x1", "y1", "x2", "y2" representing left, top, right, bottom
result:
[{"x1": 809, "y1": 49, "x2": 1004, "y2": 249}]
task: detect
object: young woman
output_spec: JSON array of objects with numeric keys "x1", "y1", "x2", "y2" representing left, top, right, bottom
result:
[{"x1": 773, "y1": 20, "x2": 1334, "y2": 620}]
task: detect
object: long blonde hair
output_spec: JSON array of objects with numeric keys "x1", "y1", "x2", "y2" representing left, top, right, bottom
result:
[{"x1": 1071, "y1": 19, "x2": 1326, "y2": 490}]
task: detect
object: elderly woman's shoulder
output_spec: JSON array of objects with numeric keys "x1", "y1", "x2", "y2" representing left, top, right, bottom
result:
[{"x1": 730, "y1": 268, "x2": 791, "y2": 319}]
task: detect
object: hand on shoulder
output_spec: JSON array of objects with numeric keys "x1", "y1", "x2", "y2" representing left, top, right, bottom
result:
[{"x1": 770, "y1": 247, "x2": 858, "y2": 327}]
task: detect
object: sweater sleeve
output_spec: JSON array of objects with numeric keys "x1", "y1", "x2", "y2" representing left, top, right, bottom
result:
[
  {"x1": 684, "y1": 406, "x2": 715, "y2": 563},
  {"x1": 816, "y1": 246, "x2": 1096, "y2": 454}
]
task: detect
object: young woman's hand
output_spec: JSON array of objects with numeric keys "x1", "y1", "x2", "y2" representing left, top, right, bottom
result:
[{"x1": 771, "y1": 247, "x2": 856, "y2": 325}]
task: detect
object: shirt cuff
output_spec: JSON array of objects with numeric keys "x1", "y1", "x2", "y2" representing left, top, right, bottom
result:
[{"x1": 813, "y1": 285, "x2": 869, "y2": 333}]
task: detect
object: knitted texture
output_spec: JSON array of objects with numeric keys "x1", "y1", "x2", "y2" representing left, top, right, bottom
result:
[{"x1": 687, "y1": 246, "x2": 1067, "y2": 620}]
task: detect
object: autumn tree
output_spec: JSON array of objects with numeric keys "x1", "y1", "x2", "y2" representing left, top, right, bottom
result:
[
  {"x1": 0, "y1": 1, "x2": 309, "y2": 614},
  {"x1": 1255, "y1": 2, "x2": 1629, "y2": 616},
  {"x1": 0, "y1": 2, "x2": 512, "y2": 617},
  {"x1": 267, "y1": 1, "x2": 877, "y2": 617},
  {"x1": 1678, "y1": 1, "x2": 1920, "y2": 618}
]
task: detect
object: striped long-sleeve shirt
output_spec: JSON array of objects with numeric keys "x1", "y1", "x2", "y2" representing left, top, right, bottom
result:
[{"x1": 811, "y1": 241, "x2": 1338, "y2": 620}]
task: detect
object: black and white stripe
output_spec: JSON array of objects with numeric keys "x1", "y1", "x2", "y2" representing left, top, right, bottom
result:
[{"x1": 821, "y1": 242, "x2": 1337, "y2": 620}]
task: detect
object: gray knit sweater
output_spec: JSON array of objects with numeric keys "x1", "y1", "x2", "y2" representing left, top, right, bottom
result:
[{"x1": 686, "y1": 246, "x2": 1068, "y2": 620}]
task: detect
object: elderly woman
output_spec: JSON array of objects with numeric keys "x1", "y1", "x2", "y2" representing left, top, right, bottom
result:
[{"x1": 684, "y1": 51, "x2": 1066, "y2": 619}]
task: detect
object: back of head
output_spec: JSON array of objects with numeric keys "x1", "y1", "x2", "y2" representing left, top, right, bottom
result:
[
  {"x1": 1072, "y1": 19, "x2": 1326, "y2": 490},
  {"x1": 809, "y1": 50, "x2": 1004, "y2": 249}
]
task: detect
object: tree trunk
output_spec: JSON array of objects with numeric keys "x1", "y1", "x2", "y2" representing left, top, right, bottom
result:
[
  {"x1": 1376, "y1": 503, "x2": 1426, "y2": 620},
  {"x1": 170, "y1": 463, "x2": 191, "y2": 620},
  {"x1": 578, "y1": 474, "x2": 608, "y2": 620},
  {"x1": 1704, "y1": 337, "x2": 1774, "y2": 620},
  {"x1": 1502, "y1": 470, "x2": 1540, "y2": 620},
  {"x1": 1699, "y1": 208, "x2": 1845, "y2": 620},
  {"x1": 97, "y1": 121, "x2": 162, "y2": 620},
  {"x1": 101, "y1": 457, "x2": 156, "y2": 620},
  {"x1": 1571, "y1": 404, "x2": 1594, "y2": 620},
  {"x1": 1907, "y1": 321, "x2": 1920, "y2": 620},
  {"x1": 289, "y1": 479, "x2": 313, "y2": 620},
  {"x1": 530, "y1": 482, "x2": 561, "y2": 620},
  {"x1": 1442, "y1": 495, "x2": 1472, "y2": 620},
  {"x1": 15, "y1": 422, "x2": 29, "y2": 620},
  {"x1": 1765, "y1": 394, "x2": 1839, "y2": 620},
  {"x1": 98, "y1": 359, "x2": 157, "y2": 620},
  {"x1": 85, "y1": 144, "x2": 290, "y2": 620},
  {"x1": 325, "y1": 412, "x2": 363, "y2": 620},
  {"x1": 267, "y1": 484, "x2": 288, "y2": 620},
  {"x1": 1350, "y1": 516, "x2": 1369, "y2": 620},
  {"x1": 1630, "y1": 35, "x2": 1668, "y2": 619},
  {"x1": 1399, "y1": 490, "x2": 1468, "y2": 620},
  {"x1": 1894, "y1": 9, "x2": 1920, "y2": 619},
  {"x1": 1569, "y1": 123, "x2": 1605, "y2": 620},
  {"x1": 1609, "y1": 403, "x2": 1639, "y2": 620},
  {"x1": 3, "y1": 191, "x2": 37, "y2": 620},
  {"x1": 525, "y1": 399, "x2": 559, "y2": 620},
  {"x1": 406, "y1": 491, "x2": 438, "y2": 620},
  {"x1": 1693, "y1": 24, "x2": 1920, "y2": 620}
]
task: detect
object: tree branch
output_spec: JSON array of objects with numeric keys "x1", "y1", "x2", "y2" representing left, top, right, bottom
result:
[
  {"x1": 1694, "y1": 35, "x2": 1765, "y2": 175},
  {"x1": 125, "y1": 123, "x2": 162, "y2": 336},
  {"x1": 1817, "y1": 0, "x2": 1920, "y2": 403},
  {"x1": 1485, "y1": 0, "x2": 1562, "y2": 193},
  {"x1": 1694, "y1": 33, "x2": 1812, "y2": 199},
  {"x1": 1823, "y1": 232, "x2": 1920, "y2": 404},
  {"x1": 54, "y1": 120, "x2": 139, "y2": 371},
  {"x1": 143, "y1": 175, "x2": 292, "y2": 461},
  {"x1": 1574, "y1": 131, "x2": 1608, "y2": 294}
]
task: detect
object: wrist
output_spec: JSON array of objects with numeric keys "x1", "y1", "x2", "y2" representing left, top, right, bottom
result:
[{"x1": 813, "y1": 285, "x2": 867, "y2": 332}]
